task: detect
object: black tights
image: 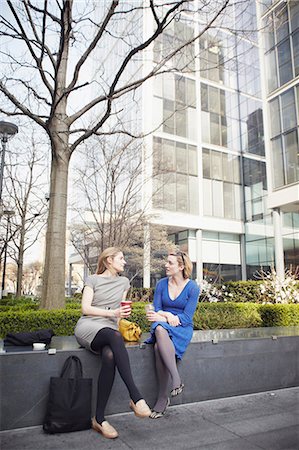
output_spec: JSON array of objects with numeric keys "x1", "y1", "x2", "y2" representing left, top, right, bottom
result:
[{"x1": 91, "y1": 327, "x2": 142, "y2": 424}]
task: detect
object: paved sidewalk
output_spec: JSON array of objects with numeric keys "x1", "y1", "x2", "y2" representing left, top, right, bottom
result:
[{"x1": 1, "y1": 387, "x2": 298, "y2": 450}]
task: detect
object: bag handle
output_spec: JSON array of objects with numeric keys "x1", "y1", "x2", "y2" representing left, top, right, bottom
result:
[{"x1": 60, "y1": 355, "x2": 83, "y2": 379}]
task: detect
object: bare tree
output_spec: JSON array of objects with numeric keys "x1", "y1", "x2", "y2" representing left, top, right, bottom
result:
[
  {"x1": 70, "y1": 135, "x2": 175, "y2": 280},
  {"x1": 4, "y1": 135, "x2": 47, "y2": 297},
  {"x1": 0, "y1": 0, "x2": 233, "y2": 308}
]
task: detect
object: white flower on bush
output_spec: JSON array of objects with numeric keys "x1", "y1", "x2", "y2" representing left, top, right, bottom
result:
[
  {"x1": 256, "y1": 266, "x2": 299, "y2": 304},
  {"x1": 200, "y1": 279, "x2": 223, "y2": 303}
]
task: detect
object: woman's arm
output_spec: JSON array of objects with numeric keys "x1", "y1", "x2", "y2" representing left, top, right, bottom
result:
[{"x1": 177, "y1": 283, "x2": 200, "y2": 326}]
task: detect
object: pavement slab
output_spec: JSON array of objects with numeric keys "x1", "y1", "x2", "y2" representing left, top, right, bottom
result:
[{"x1": 1, "y1": 387, "x2": 298, "y2": 450}]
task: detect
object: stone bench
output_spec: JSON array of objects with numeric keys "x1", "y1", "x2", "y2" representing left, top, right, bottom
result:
[{"x1": 1, "y1": 326, "x2": 299, "y2": 431}]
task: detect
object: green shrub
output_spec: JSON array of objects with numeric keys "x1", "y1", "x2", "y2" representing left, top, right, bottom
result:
[
  {"x1": 222, "y1": 281, "x2": 263, "y2": 303},
  {"x1": 130, "y1": 302, "x2": 151, "y2": 332},
  {"x1": 1, "y1": 301, "x2": 298, "y2": 339},
  {"x1": 0, "y1": 296, "x2": 39, "y2": 306},
  {"x1": 0, "y1": 303, "x2": 39, "y2": 312},
  {"x1": 259, "y1": 304, "x2": 299, "y2": 327},
  {"x1": 0, "y1": 309, "x2": 81, "y2": 338},
  {"x1": 193, "y1": 302, "x2": 262, "y2": 329}
]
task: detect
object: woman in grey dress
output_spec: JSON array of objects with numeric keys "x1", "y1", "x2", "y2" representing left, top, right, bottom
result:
[{"x1": 75, "y1": 247, "x2": 151, "y2": 439}]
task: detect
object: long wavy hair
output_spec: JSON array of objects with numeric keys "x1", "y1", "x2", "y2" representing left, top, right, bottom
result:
[
  {"x1": 169, "y1": 251, "x2": 193, "y2": 279},
  {"x1": 96, "y1": 247, "x2": 122, "y2": 274}
]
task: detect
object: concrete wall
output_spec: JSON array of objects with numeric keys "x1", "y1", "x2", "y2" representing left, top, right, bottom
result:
[{"x1": 1, "y1": 331, "x2": 299, "y2": 431}]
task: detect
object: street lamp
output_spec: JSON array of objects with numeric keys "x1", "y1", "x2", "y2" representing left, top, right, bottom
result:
[
  {"x1": 0, "y1": 120, "x2": 18, "y2": 215},
  {"x1": 0, "y1": 209, "x2": 15, "y2": 299}
]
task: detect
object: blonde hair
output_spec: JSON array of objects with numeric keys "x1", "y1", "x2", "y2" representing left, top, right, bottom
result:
[
  {"x1": 169, "y1": 251, "x2": 193, "y2": 279},
  {"x1": 96, "y1": 247, "x2": 123, "y2": 274}
]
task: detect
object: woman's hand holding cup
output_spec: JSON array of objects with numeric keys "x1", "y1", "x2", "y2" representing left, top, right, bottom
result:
[{"x1": 120, "y1": 300, "x2": 132, "y2": 318}]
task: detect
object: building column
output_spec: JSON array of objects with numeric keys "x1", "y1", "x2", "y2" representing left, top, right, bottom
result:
[
  {"x1": 240, "y1": 234, "x2": 247, "y2": 280},
  {"x1": 196, "y1": 229, "x2": 203, "y2": 283},
  {"x1": 143, "y1": 223, "x2": 151, "y2": 288},
  {"x1": 273, "y1": 208, "x2": 285, "y2": 278}
]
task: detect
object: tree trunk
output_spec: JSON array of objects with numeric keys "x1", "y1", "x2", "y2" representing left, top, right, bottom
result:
[{"x1": 40, "y1": 150, "x2": 70, "y2": 309}]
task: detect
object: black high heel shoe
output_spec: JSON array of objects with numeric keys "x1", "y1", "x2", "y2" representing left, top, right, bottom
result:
[
  {"x1": 170, "y1": 383, "x2": 184, "y2": 397},
  {"x1": 149, "y1": 398, "x2": 170, "y2": 419}
]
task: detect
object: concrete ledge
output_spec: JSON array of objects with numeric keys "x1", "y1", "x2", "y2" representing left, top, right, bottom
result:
[{"x1": 1, "y1": 327, "x2": 299, "y2": 431}]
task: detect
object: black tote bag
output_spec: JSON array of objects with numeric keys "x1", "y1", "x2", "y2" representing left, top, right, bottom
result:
[{"x1": 43, "y1": 355, "x2": 92, "y2": 434}]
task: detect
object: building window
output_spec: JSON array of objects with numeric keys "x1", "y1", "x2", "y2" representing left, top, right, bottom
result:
[
  {"x1": 153, "y1": 137, "x2": 198, "y2": 214},
  {"x1": 154, "y1": 73, "x2": 196, "y2": 140},
  {"x1": 202, "y1": 148, "x2": 241, "y2": 220},
  {"x1": 269, "y1": 86, "x2": 299, "y2": 188},
  {"x1": 262, "y1": 2, "x2": 298, "y2": 93},
  {"x1": 243, "y1": 158, "x2": 268, "y2": 223}
]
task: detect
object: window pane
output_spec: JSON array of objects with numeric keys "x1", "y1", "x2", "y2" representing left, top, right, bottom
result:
[
  {"x1": 188, "y1": 146, "x2": 198, "y2": 176},
  {"x1": 211, "y1": 150, "x2": 222, "y2": 179},
  {"x1": 275, "y1": 4, "x2": 289, "y2": 44},
  {"x1": 153, "y1": 175, "x2": 163, "y2": 208},
  {"x1": 292, "y1": 30, "x2": 299, "y2": 76},
  {"x1": 271, "y1": 137, "x2": 285, "y2": 188},
  {"x1": 163, "y1": 99, "x2": 175, "y2": 134},
  {"x1": 212, "y1": 180, "x2": 224, "y2": 217},
  {"x1": 186, "y1": 79, "x2": 196, "y2": 107},
  {"x1": 163, "y1": 73, "x2": 175, "y2": 100},
  {"x1": 233, "y1": 156, "x2": 240, "y2": 184},
  {"x1": 201, "y1": 84, "x2": 208, "y2": 111},
  {"x1": 175, "y1": 76, "x2": 186, "y2": 103},
  {"x1": 284, "y1": 130, "x2": 299, "y2": 184},
  {"x1": 201, "y1": 111, "x2": 210, "y2": 143},
  {"x1": 162, "y1": 139, "x2": 175, "y2": 170},
  {"x1": 222, "y1": 153, "x2": 233, "y2": 182},
  {"x1": 176, "y1": 174, "x2": 188, "y2": 212},
  {"x1": 203, "y1": 148, "x2": 210, "y2": 178},
  {"x1": 175, "y1": 107, "x2": 186, "y2": 137},
  {"x1": 281, "y1": 88, "x2": 296, "y2": 131},
  {"x1": 269, "y1": 98, "x2": 281, "y2": 137},
  {"x1": 176, "y1": 143, "x2": 187, "y2": 173},
  {"x1": 290, "y1": 0, "x2": 299, "y2": 33},
  {"x1": 277, "y1": 39, "x2": 293, "y2": 86},
  {"x1": 209, "y1": 86, "x2": 220, "y2": 113},
  {"x1": 263, "y1": 14, "x2": 275, "y2": 51},
  {"x1": 210, "y1": 113, "x2": 220, "y2": 145},
  {"x1": 163, "y1": 173, "x2": 176, "y2": 210},
  {"x1": 265, "y1": 49, "x2": 278, "y2": 93},
  {"x1": 223, "y1": 182, "x2": 235, "y2": 219}
]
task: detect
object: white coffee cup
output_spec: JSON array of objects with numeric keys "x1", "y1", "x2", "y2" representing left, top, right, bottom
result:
[{"x1": 33, "y1": 342, "x2": 46, "y2": 350}]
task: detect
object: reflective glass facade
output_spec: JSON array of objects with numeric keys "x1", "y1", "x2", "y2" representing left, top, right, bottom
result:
[
  {"x1": 261, "y1": 0, "x2": 299, "y2": 189},
  {"x1": 148, "y1": 1, "x2": 298, "y2": 283}
]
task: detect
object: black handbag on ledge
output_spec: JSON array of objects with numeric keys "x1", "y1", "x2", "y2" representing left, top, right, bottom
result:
[{"x1": 43, "y1": 355, "x2": 92, "y2": 434}]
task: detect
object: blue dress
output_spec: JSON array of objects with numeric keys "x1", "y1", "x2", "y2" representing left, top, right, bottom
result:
[{"x1": 145, "y1": 277, "x2": 200, "y2": 359}]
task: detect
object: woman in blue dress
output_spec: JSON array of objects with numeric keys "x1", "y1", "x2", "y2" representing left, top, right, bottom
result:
[{"x1": 146, "y1": 251, "x2": 200, "y2": 419}]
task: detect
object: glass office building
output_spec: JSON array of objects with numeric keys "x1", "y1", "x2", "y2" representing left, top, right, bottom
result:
[
  {"x1": 71, "y1": 1, "x2": 298, "y2": 286},
  {"x1": 140, "y1": 0, "x2": 299, "y2": 285}
]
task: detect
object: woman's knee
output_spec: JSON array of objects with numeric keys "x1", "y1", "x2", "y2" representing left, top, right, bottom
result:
[
  {"x1": 155, "y1": 325, "x2": 168, "y2": 338},
  {"x1": 101, "y1": 346, "x2": 115, "y2": 369}
]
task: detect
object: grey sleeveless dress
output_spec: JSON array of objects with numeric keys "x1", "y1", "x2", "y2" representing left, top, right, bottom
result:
[{"x1": 74, "y1": 274, "x2": 130, "y2": 350}]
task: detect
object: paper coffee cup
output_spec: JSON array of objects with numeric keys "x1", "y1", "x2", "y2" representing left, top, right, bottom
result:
[{"x1": 33, "y1": 343, "x2": 46, "y2": 350}]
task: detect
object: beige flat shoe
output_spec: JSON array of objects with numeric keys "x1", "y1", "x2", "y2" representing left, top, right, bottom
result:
[
  {"x1": 92, "y1": 417, "x2": 118, "y2": 439},
  {"x1": 130, "y1": 399, "x2": 151, "y2": 418}
]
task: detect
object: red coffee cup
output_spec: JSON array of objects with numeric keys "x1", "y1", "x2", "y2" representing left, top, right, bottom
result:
[{"x1": 120, "y1": 300, "x2": 132, "y2": 309}]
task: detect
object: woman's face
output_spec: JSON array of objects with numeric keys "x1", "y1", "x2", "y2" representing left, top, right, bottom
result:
[
  {"x1": 110, "y1": 252, "x2": 126, "y2": 273},
  {"x1": 165, "y1": 254, "x2": 183, "y2": 277}
]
